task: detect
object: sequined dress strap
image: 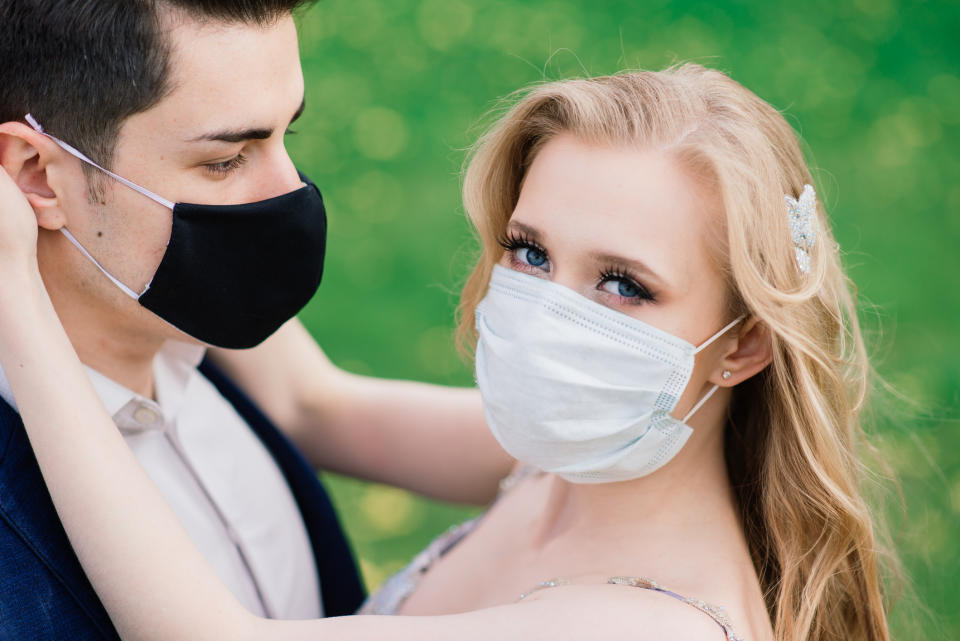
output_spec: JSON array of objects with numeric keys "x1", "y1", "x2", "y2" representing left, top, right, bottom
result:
[
  {"x1": 518, "y1": 576, "x2": 745, "y2": 641},
  {"x1": 357, "y1": 465, "x2": 544, "y2": 615}
]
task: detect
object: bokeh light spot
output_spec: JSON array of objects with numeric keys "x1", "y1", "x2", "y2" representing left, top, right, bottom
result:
[
  {"x1": 354, "y1": 107, "x2": 409, "y2": 160},
  {"x1": 417, "y1": 0, "x2": 474, "y2": 51},
  {"x1": 360, "y1": 485, "x2": 423, "y2": 535}
]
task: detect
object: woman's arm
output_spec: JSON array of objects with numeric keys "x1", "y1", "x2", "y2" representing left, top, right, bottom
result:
[
  {"x1": 0, "y1": 272, "x2": 253, "y2": 640},
  {"x1": 0, "y1": 173, "x2": 252, "y2": 639},
  {"x1": 208, "y1": 320, "x2": 513, "y2": 505}
]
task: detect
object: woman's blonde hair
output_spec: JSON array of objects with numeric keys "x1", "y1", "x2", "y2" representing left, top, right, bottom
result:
[{"x1": 456, "y1": 63, "x2": 897, "y2": 641}]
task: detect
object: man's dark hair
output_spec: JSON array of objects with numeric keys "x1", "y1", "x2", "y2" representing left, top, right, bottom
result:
[{"x1": 0, "y1": 0, "x2": 312, "y2": 169}]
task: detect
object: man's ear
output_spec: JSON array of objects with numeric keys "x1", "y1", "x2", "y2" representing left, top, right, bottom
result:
[
  {"x1": 710, "y1": 317, "x2": 773, "y2": 387},
  {"x1": 0, "y1": 121, "x2": 76, "y2": 231}
]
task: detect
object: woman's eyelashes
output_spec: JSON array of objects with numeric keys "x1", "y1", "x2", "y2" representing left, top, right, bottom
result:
[
  {"x1": 498, "y1": 231, "x2": 551, "y2": 272},
  {"x1": 497, "y1": 231, "x2": 656, "y2": 305},
  {"x1": 598, "y1": 266, "x2": 656, "y2": 304}
]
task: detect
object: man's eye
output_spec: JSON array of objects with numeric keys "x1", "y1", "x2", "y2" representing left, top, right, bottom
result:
[{"x1": 204, "y1": 154, "x2": 247, "y2": 175}]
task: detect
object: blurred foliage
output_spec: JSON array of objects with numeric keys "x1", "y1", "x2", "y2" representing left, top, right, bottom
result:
[{"x1": 287, "y1": 0, "x2": 958, "y2": 637}]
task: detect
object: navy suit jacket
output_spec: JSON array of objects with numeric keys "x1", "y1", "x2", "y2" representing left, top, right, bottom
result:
[{"x1": 0, "y1": 357, "x2": 365, "y2": 640}]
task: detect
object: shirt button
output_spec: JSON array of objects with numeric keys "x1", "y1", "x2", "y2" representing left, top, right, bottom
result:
[{"x1": 133, "y1": 406, "x2": 159, "y2": 425}]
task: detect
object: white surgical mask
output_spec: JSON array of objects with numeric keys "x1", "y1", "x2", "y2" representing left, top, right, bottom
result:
[{"x1": 475, "y1": 265, "x2": 744, "y2": 484}]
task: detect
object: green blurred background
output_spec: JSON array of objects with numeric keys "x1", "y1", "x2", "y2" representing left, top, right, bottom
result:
[{"x1": 285, "y1": 0, "x2": 958, "y2": 637}]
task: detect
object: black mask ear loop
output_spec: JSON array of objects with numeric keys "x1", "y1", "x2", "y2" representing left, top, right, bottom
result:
[{"x1": 24, "y1": 113, "x2": 176, "y2": 300}]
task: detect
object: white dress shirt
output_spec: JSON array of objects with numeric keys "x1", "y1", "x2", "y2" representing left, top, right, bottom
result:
[{"x1": 0, "y1": 340, "x2": 322, "y2": 619}]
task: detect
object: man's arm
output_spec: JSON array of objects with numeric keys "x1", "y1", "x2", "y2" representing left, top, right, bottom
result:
[{"x1": 208, "y1": 319, "x2": 514, "y2": 505}]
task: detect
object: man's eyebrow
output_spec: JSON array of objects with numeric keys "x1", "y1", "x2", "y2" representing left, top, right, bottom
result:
[{"x1": 188, "y1": 97, "x2": 306, "y2": 144}]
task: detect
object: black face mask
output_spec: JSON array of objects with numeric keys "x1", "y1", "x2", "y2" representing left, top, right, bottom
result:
[{"x1": 27, "y1": 114, "x2": 327, "y2": 349}]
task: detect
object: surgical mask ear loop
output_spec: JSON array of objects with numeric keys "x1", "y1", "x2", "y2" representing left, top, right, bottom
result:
[{"x1": 681, "y1": 315, "x2": 747, "y2": 424}]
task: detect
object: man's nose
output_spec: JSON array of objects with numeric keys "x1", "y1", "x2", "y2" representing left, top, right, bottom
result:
[{"x1": 252, "y1": 145, "x2": 302, "y2": 200}]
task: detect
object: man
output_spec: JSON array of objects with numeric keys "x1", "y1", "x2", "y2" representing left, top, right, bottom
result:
[{"x1": 0, "y1": 2, "x2": 508, "y2": 639}]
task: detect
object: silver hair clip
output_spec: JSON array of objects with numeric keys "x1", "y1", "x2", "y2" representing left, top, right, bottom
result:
[{"x1": 785, "y1": 184, "x2": 817, "y2": 274}]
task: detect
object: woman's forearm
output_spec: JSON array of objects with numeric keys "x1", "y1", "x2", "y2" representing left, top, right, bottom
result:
[
  {"x1": 210, "y1": 319, "x2": 513, "y2": 504},
  {"x1": 307, "y1": 372, "x2": 513, "y2": 503},
  {"x1": 0, "y1": 269, "x2": 258, "y2": 641}
]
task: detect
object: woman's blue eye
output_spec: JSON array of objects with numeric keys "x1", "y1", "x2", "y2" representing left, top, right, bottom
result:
[
  {"x1": 600, "y1": 277, "x2": 647, "y2": 299},
  {"x1": 517, "y1": 246, "x2": 547, "y2": 268},
  {"x1": 497, "y1": 231, "x2": 550, "y2": 271},
  {"x1": 618, "y1": 280, "x2": 639, "y2": 297},
  {"x1": 601, "y1": 279, "x2": 632, "y2": 297}
]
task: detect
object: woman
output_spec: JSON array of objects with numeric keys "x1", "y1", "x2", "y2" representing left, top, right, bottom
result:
[{"x1": 0, "y1": 64, "x2": 894, "y2": 641}]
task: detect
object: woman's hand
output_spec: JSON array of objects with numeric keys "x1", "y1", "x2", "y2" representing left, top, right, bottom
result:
[{"x1": 0, "y1": 167, "x2": 40, "y2": 272}]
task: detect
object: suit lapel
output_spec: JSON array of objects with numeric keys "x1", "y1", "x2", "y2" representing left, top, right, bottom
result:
[{"x1": 0, "y1": 398, "x2": 117, "y2": 640}]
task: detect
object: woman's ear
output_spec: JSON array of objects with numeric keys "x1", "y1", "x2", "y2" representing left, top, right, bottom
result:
[
  {"x1": 711, "y1": 317, "x2": 773, "y2": 386},
  {"x1": 0, "y1": 121, "x2": 72, "y2": 231}
]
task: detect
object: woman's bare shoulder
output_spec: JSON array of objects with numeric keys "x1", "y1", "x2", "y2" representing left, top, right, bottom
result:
[
  {"x1": 295, "y1": 582, "x2": 733, "y2": 641},
  {"x1": 522, "y1": 583, "x2": 731, "y2": 639}
]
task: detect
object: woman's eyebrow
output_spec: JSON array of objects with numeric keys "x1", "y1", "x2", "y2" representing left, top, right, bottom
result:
[
  {"x1": 588, "y1": 249, "x2": 668, "y2": 288},
  {"x1": 186, "y1": 97, "x2": 306, "y2": 144},
  {"x1": 506, "y1": 220, "x2": 546, "y2": 241}
]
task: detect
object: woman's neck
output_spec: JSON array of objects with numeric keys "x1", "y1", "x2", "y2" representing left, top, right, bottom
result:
[{"x1": 528, "y1": 401, "x2": 741, "y2": 552}]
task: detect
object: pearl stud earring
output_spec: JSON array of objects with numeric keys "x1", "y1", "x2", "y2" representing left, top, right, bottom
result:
[{"x1": 721, "y1": 370, "x2": 732, "y2": 380}]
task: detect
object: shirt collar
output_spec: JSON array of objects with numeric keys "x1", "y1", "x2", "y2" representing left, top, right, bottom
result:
[
  {"x1": 85, "y1": 366, "x2": 140, "y2": 417},
  {"x1": 153, "y1": 340, "x2": 206, "y2": 426}
]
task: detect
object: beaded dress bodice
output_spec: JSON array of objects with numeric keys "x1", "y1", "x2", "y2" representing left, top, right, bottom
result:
[{"x1": 358, "y1": 467, "x2": 746, "y2": 641}]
